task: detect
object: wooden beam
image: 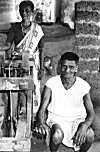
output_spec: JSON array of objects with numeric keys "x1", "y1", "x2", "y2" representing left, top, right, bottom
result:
[
  {"x1": 25, "y1": 91, "x2": 32, "y2": 138},
  {"x1": 0, "y1": 137, "x2": 31, "y2": 151}
]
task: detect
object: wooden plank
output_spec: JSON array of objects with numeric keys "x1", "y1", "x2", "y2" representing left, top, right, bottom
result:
[
  {"x1": 0, "y1": 77, "x2": 34, "y2": 90},
  {"x1": 25, "y1": 91, "x2": 32, "y2": 138},
  {"x1": 0, "y1": 138, "x2": 31, "y2": 151},
  {"x1": 0, "y1": 137, "x2": 29, "y2": 141},
  {"x1": 15, "y1": 106, "x2": 27, "y2": 139},
  {"x1": 15, "y1": 119, "x2": 27, "y2": 139}
]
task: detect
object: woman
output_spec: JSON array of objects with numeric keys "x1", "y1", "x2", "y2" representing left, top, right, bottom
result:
[
  {"x1": 10, "y1": 0, "x2": 44, "y2": 108},
  {"x1": 0, "y1": 0, "x2": 44, "y2": 136},
  {"x1": 0, "y1": 1, "x2": 44, "y2": 53}
]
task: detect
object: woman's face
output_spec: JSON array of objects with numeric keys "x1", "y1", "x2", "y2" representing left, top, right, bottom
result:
[{"x1": 20, "y1": 6, "x2": 33, "y2": 20}]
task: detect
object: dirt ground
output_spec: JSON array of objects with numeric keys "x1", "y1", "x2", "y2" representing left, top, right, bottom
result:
[
  {"x1": 30, "y1": 137, "x2": 74, "y2": 152},
  {"x1": 30, "y1": 136, "x2": 100, "y2": 152}
]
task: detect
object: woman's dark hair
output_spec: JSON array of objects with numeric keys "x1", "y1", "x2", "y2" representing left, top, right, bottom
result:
[
  {"x1": 19, "y1": 0, "x2": 34, "y2": 12},
  {"x1": 60, "y1": 52, "x2": 79, "y2": 64}
]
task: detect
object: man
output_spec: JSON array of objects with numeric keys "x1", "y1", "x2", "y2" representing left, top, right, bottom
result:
[{"x1": 36, "y1": 52, "x2": 95, "y2": 152}]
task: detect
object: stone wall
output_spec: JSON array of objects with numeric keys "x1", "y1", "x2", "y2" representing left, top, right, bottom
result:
[
  {"x1": 60, "y1": 0, "x2": 100, "y2": 29},
  {"x1": 75, "y1": 1, "x2": 100, "y2": 106}
]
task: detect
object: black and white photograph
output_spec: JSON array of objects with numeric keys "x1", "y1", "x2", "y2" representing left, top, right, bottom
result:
[{"x1": 0, "y1": 0, "x2": 100, "y2": 152}]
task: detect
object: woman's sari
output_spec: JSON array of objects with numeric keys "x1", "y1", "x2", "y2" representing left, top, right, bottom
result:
[{"x1": 16, "y1": 22, "x2": 44, "y2": 114}]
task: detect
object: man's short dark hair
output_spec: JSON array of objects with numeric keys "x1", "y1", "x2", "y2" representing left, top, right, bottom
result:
[
  {"x1": 60, "y1": 52, "x2": 79, "y2": 64},
  {"x1": 19, "y1": 0, "x2": 34, "y2": 12}
]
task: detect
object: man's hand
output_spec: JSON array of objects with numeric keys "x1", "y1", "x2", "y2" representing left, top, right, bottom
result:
[
  {"x1": 35, "y1": 124, "x2": 48, "y2": 135},
  {"x1": 35, "y1": 124, "x2": 50, "y2": 146},
  {"x1": 72, "y1": 122, "x2": 88, "y2": 147}
]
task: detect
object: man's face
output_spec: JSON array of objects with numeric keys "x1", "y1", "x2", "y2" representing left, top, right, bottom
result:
[
  {"x1": 61, "y1": 60, "x2": 78, "y2": 79},
  {"x1": 20, "y1": 6, "x2": 33, "y2": 20}
]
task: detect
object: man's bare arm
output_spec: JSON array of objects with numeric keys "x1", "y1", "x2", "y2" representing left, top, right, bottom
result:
[
  {"x1": 83, "y1": 92, "x2": 95, "y2": 127},
  {"x1": 37, "y1": 85, "x2": 52, "y2": 125},
  {"x1": 73, "y1": 92, "x2": 95, "y2": 146},
  {"x1": 35, "y1": 85, "x2": 51, "y2": 135}
]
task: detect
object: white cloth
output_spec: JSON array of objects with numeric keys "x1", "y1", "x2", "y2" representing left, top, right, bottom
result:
[
  {"x1": 46, "y1": 75, "x2": 91, "y2": 148},
  {"x1": 16, "y1": 22, "x2": 44, "y2": 55}
]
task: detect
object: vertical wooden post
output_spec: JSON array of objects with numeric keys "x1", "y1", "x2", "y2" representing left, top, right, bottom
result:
[{"x1": 25, "y1": 90, "x2": 32, "y2": 138}]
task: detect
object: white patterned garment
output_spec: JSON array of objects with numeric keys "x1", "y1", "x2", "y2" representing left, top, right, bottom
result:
[
  {"x1": 16, "y1": 22, "x2": 44, "y2": 114},
  {"x1": 46, "y1": 75, "x2": 91, "y2": 148}
]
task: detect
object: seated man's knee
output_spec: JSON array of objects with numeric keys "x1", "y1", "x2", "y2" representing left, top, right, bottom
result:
[
  {"x1": 86, "y1": 127, "x2": 94, "y2": 143},
  {"x1": 51, "y1": 124, "x2": 64, "y2": 145}
]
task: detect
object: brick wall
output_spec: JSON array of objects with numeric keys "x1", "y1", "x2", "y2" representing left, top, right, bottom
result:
[{"x1": 75, "y1": 1, "x2": 100, "y2": 106}]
